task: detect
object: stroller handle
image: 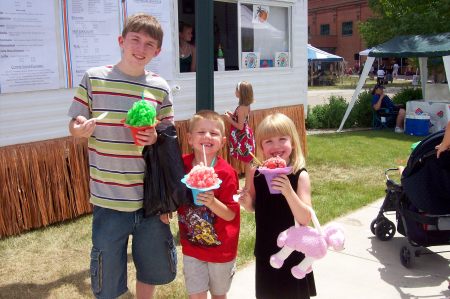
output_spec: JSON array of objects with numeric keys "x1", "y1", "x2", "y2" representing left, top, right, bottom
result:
[
  {"x1": 384, "y1": 167, "x2": 399, "y2": 179},
  {"x1": 384, "y1": 168, "x2": 403, "y2": 191}
]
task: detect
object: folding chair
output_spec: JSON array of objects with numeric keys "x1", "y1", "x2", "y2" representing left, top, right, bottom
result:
[{"x1": 372, "y1": 108, "x2": 397, "y2": 130}]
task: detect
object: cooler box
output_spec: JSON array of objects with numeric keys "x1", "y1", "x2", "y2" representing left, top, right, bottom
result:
[{"x1": 404, "y1": 114, "x2": 430, "y2": 136}]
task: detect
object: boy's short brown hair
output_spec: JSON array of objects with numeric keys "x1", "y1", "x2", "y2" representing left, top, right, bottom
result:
[
  {"x1": 189, "y1": 110, "x2": 225, "y2": 137},
  {"x1": 122, "y1": 13, "x2": 163, "y2": 48}
]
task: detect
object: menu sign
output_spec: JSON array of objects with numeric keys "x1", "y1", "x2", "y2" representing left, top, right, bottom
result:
[
  {"x1": 65, "y1": 0, "x2": 121, "y2": 87},
  {"x1": 125, "y1": 0, "x2": 173, "y2": 80},
  {"x1": 0, "y1": 0, "x2": 60, "y2": 93}
]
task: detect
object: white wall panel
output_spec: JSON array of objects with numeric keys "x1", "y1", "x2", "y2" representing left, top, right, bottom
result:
[{"x1": 0, "y1": 0, "x2": 307, "y2": 147}]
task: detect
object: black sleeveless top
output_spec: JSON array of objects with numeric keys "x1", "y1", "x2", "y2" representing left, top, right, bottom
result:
[
  {"x1": 254, "y1": 168, "x2": 317, "y2": 299},
  {"x1": 180, "y1": 55, "x2": 192, "y2": 73}
]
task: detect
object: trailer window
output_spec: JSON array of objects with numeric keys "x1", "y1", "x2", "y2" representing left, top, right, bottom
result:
[
  {"x1": 240, "y1": 4, "x2": 290, "y2": 69},
  {"x1": 177, "y1": 0, "x2": 291, "y2": 72}
]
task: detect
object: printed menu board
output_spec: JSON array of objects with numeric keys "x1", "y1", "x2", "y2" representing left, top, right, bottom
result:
[
  {"x1": 63, "y1": 0, "x2": 121, "y2": 87},
  {"x1": 0, "y1": 0, "x2": 60, "y2": 93},
  {"x1": 0, "y1": 0, "x2": 175, "y2": 93},
  {"x1": 125, "y1": 0, "x2": 173, "y2": 80}
]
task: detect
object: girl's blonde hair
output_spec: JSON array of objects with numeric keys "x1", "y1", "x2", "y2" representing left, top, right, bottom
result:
[
  {"x1": 236, "y1": 81, "x2": 255, "y2": 106},
  {"x1": 255, "y1": 113, "x2": 305, "y2": 172}
]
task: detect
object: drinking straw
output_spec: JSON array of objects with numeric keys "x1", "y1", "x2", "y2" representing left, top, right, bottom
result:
[
  {"x1": 202, "y1": 144, "x2": 207, "y2": 166},
  {"x1": 249, "y1": 152, "x2": 263, "y2": 166}
]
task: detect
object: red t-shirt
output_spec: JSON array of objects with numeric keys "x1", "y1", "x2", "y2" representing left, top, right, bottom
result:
[{"x1": 178, "y1": 154, "x2": 240, "y2": 263}]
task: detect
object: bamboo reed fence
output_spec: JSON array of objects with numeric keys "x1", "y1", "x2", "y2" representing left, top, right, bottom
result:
[
  {"x1": 0, "y1": 104, "x2": 305, "y2": 238},
  {"x1": 0, "y1": 137, "x2": 90, "y2": 238}
]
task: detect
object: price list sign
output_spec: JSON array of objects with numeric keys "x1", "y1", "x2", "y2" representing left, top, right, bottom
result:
[{"x1": 0, "y1": 0, "x2": 60, "y2": 93}]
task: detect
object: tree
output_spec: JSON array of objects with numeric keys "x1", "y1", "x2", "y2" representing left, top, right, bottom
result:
[{"x1": 359, "y1": 0, "x2": 450, "y2": 47}]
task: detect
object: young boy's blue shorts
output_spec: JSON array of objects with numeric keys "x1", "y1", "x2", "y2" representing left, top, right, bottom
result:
[{"x1": 90, "y1": 206, "x2": 177, "y2": 299}]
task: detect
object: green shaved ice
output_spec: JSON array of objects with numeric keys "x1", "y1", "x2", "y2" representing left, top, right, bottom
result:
[{"x1": 126, "y1": 100, "x2": 157, "y2": 126}]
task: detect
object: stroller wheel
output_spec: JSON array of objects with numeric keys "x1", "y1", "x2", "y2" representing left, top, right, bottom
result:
[
  {"x1": 375, "y1": 219, "x2": 396, "y2": 241},
  {"x1": 370, "y1": 215, "x2": 387, "y2": 235},
  {"x1": 400, "y1": 246, "x2": 412, "y2": 268},
  {"x1": 370, "y1": 218, "x2": 380, "y2": 235}
]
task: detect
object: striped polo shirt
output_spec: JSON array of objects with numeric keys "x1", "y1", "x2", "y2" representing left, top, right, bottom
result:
[{"x1": 68, "y1": 65, "x2": 174, "y2": 212}]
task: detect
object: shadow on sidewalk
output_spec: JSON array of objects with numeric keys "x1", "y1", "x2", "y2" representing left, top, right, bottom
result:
[{"x1": 368, "y1": 236, "x2": 450, "y2": 299}]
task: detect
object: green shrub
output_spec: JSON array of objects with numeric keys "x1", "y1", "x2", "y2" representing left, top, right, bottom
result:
[
  {"x1": 326, "y1": 96, "x2": 349, "y2": 128},
  {"x1": 306, "y1": 96, "x2": 348, "y2": 129},
  {"x1": 349, "y1": 90, "x2": 373, "y2": 128},
  {"x1": 306, "y1": 92, "x2": 375, "y2": 129},
  {"x1": 392, "y1": 87, "x2": 422, "y2": 106},
  {"x1": 305, "y1": 105, "x2": 320, "y2": 129}
]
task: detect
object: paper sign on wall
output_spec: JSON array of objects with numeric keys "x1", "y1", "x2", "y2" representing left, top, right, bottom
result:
[
  {"x1": 0, "y1": 0, "x2": 60, "y2": 93},
  {"x1": 62, "y1": 0, "x2": 121, "y2": 88},
  {"x1": 242, "y1": 52, "x2": 260, "y2": 69},
  {"x1": 253, "y1": 5, "x2": 270, "y2": 24},
  {"x1": 125, "y1": 0, "x2": 173, "y2": 80},
  {"x1": 275, "y1": 52, "x2": 289, "y2": 67}
]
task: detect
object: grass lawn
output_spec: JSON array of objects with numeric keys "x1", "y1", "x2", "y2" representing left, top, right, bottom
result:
[
  {"x1": 308, "y1": 76, "x2": 413, "y2": 90},
  {"x1": 0, "y1": 130, "x2": 422, "y2": 298}
]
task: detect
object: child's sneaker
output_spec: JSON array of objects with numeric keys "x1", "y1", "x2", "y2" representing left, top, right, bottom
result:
[{"x1": 395, "y1": 127, "x2": 404, "y2": 133}]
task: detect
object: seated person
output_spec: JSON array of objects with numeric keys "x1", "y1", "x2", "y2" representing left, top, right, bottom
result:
[
  {"x1": 371, "y1": 84, "x2": 406, "y2": 133},
  {"x1": 179, "y1": 22, "x2": 196, "y2": 73}
]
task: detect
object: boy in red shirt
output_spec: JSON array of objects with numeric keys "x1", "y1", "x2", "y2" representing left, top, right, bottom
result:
[{"x1": 178, "y1": 110, "x2": 240, "y2": 299}]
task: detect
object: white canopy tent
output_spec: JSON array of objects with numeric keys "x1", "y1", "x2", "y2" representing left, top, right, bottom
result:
[
  {"x1": 359, "y1": 48, "x2": 373, "y2": 56},
  {"x1": 338, "y1": 33, "x2": 450, "y2": 131},
  {"x1": 307, "y1": 44, "x2": 344, "y2": 86},
  {"x1": 359, "y1": 47, "x2": 404, "y2": 77},
  {"x1": 308, "y1": 44, "x2": 344, "y2": 61},
  {"x1": 359, "y1": 48, "x2": 375, "y2": 75}
]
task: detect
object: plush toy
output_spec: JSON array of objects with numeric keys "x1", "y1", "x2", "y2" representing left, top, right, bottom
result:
[{"x1": 270, "y1": 207, "x2": 345, "y2": 279}]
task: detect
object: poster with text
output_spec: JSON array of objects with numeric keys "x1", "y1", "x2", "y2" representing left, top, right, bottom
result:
[
  {"x1": 0, "y1": 0, "x2": 60, "y2": 93},
  {"x1": 62, "y1": 0, "x2": 121, "y2": 87},
  {"x1": 125, "y1": 0, "x2": 173, "y2": 80}
]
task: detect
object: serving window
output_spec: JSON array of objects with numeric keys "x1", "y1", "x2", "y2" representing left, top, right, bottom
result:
[
  {"x1": 177, "y1": 0, "x2": 292, "y2": 72},
  {"x1": 240, "y1": 4, "x2": 290, "y2": 69}
]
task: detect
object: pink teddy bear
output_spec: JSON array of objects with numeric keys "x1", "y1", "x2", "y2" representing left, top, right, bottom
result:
[{"x1": 270, "y1": 208, "x2": 345, "y2": 279}]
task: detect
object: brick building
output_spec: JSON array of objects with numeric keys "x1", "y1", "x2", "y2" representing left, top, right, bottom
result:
[{"x1": 308, "y1": 0, "x2": 372, "y2": 67}]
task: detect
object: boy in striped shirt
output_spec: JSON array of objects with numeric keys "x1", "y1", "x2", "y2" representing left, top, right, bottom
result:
[{"x1": 68, "y1": 14, "x2": 176, "y2": 299}]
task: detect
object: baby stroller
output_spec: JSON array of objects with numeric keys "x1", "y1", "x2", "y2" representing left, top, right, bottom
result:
[{"x1": 370, "y1": 130, "x2": 450, "y2": 267}]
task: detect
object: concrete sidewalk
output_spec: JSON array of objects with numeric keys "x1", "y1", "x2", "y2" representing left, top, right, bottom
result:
[
  {"x1": 307, "y1": 86, "x2": 400, "y2": 107},
  {"x1": 228, "y1": 199, "x2": 450, "y2": 299}
]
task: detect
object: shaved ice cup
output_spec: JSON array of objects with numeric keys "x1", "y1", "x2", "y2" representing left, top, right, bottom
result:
[
  {"x1": 258, "y1": 166, "x2": 293, "y2": 194},
  {"x1": 181, "y1": 177, "x2": 222, "y2": 206},
  {"x1": 121, "y1": 119, "x2": 158, "y2": 146}
]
